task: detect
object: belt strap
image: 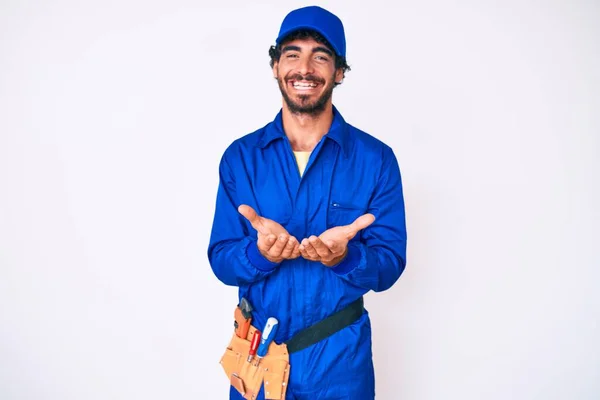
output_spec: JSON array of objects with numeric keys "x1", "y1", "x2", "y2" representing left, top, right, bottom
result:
[{"x1": 285, "y1": 297, "x2": 364, "y2": 354}]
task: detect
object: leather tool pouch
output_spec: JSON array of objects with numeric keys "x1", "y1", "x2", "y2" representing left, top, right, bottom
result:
[
  {"x1": 220, "y1": 324, "x2": 290, "y2": 400},
  {"x1": 220, "y1": 297, "x2": 363, "y2": 399}
]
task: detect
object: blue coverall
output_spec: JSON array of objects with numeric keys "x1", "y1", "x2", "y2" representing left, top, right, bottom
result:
[{"x1": 208, "y1": 106, "x2": 407, "y2": 399}]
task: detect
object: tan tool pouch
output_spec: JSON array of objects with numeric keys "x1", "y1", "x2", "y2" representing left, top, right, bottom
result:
[{"x1": 220, "y1": 325, "x2": 290, "y2": 400}]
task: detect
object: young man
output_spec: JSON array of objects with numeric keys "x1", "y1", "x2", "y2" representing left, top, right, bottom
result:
[{"x1": 208, "y1": 6, "x2": 407, "y2": 399}]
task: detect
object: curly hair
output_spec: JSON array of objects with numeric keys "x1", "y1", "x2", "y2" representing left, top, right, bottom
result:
[{"x1": 269, "y1": 29, "x2": 351, "y2": 85}]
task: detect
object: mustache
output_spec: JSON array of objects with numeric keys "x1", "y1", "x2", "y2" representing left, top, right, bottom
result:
[{"x1": 286, "y1": 74, "x2": 325, "y2": 84}]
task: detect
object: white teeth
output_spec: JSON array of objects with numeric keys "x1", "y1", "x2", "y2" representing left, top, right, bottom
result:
[{"x1": 292, "y1": 82, "x2": 317, "y2": 89}]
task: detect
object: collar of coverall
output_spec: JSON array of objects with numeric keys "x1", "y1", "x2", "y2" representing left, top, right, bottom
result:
[{"x1": 256, "y1": 105, "x2": 352, "y2": 159}]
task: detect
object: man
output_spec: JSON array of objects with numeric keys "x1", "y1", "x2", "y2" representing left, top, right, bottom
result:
[{"x1": 208, "y1": 6, "x2": 407, "y2": 399}]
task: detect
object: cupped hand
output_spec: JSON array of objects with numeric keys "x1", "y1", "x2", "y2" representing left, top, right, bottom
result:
[
  {"x1": 238, "y1": 204, "x2": 300, "y2": 263},
  {"x1": 299, "y1": 213, "x2": 375, "y2": 267}
]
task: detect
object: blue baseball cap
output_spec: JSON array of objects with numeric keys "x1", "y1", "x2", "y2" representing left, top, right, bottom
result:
[{"x1": 275, "y1": 6, "x2": 346, "y2": 58}]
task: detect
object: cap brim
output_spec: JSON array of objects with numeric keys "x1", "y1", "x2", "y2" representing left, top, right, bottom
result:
[{"x1": 276, "y1": 25, "x2": 343, "y2": 57}]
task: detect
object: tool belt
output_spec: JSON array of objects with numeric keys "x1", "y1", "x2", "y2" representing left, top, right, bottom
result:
[{"x1": 220, "y1": 297, "x2": 364, "y2": 400}]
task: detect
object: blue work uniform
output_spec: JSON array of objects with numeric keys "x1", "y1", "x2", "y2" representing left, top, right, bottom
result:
[{"x1": 208, "y1": 106, "x2": 407, "y2": 399}]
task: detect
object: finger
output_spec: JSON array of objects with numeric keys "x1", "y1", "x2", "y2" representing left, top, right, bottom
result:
[
  {"x1": 345, "y1": 213, "x2": 376, "y2": 239},
  {"x1": 257, "y1": 234, "x2": 277, "y2": 253},
  {"x1": 300, "y1": 248, "x2": 318, "y2": 261},
  {"x1": 301, "y1": 238, "x2": 319, "y2": 259},
  {"x1": 308, "y1": 236, "x2": 333, "y2": 259},
  {"x1": 280, "y1": 237, "x2": 297, "y2": 259},
  {"x1": 290, "y1": 244, "x2": 301, "y2": 259},
  {"x1": 268, "y1": 234, "x2": 288, "y2": 258},
  {"x1": 322, "y1": 246, "x2": 348, "y2": 266},
  {"x1": 323, "y1": 239, "x2": 345, "y2": 255},
  {"x1": 298, "y1": 240, "x2": 309, "y2": 256}
]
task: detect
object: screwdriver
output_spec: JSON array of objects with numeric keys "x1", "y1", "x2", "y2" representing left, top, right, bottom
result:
[
  {"x1": 247, "y1": 330, "x2": 261, "y2": 363},
  {"x1": 254, "y1": 317, "x2": 279, "y2": 366}
]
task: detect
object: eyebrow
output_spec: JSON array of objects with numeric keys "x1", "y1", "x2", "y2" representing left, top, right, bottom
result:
[
  {"x1": 312, "y1": 46, "x2": 333, "y2": 57},
  {"x1": 281, "y1": 45, "x2": 302, "y2": 53},
  {"x1": 281, "y1": 45, "x2": 334, "y2": 57}
]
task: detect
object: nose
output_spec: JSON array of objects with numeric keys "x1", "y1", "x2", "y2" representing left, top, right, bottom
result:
[{"x1": 296, "y1": 55, "x2": 314, "y2": 76}]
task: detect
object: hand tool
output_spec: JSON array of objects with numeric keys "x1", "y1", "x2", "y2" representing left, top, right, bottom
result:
[
  {"x1": 234, "y1": 297, "x2": 253, "y2": 338},
  {"x1": 254, "y1": 317, "x2": 279, "y2": 366},
  {"x1": 247, "y1": 330, "x2": 261, "y2": 363}
]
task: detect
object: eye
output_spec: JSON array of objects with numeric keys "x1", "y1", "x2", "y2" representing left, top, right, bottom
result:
[
  {"x1": 315, "y1": 55, "x2": 329, "y2": 61},
  {"x1": 286, "y1": 53, "x2": 299, "y2": 59}
]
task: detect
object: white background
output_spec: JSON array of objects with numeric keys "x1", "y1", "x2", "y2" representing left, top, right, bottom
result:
[{"x1": 1, "y1": 0, "x2": 599, "y2": 399}]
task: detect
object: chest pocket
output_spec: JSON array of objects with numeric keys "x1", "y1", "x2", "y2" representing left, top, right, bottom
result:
[
  {"x1": 253, "y1": 180, "x2": 293, "y2": 229},
  {"x1": 327, "y1": 201, "x2": 368, "y2": 242}
]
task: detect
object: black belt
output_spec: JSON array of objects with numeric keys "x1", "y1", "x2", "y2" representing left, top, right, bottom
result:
[{"x1": 285, "y1": 297, "x2": 364, "y2": 354}]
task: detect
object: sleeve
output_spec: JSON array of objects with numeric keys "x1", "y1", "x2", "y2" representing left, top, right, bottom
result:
[
  {"x1": 207, "y1": 151, "x2": 280, "y2": 287},
  {"x1": 330, "y1": 146, "x2": 407, "y2": 292}
]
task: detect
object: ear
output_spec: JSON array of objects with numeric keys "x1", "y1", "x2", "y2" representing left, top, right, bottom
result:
[
  {"x1": 335, "y1": 68, "x2": 344, "y2": 84},
  {"x1": 272, "y1": 62, "x2": 279, "y2": 79}
]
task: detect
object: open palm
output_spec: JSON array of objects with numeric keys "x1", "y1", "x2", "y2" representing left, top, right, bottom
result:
[
  {"x1": 238, "y1": 205, "x2": 289, "y2": 238},
  {"x1": 238, "y1": 204, "x2": 300, "y2": 263},
  {"x1": 319, "y1": 214, "x2": 376, "y2": 253},
  {"x1": 299, "y1": 213, "x2": 376, "y2": 266}
]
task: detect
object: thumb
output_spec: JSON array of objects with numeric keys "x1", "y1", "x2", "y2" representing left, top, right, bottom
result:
[
  {"x1": 346, "y1": 213, "x2": 376, "y2": 238},
  {"x1": 238, "y1": 204, "x2": 260, "y2": 227}
]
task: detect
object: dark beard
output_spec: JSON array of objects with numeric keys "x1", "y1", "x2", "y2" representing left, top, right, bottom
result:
[{"x1": 277, "y1": 74, "x2": 335, "y2": 116}]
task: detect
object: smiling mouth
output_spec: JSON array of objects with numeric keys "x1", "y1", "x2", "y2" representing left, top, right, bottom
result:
[{"x1": 289, "y1": 80, "x2": 320, "y2": 91}]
